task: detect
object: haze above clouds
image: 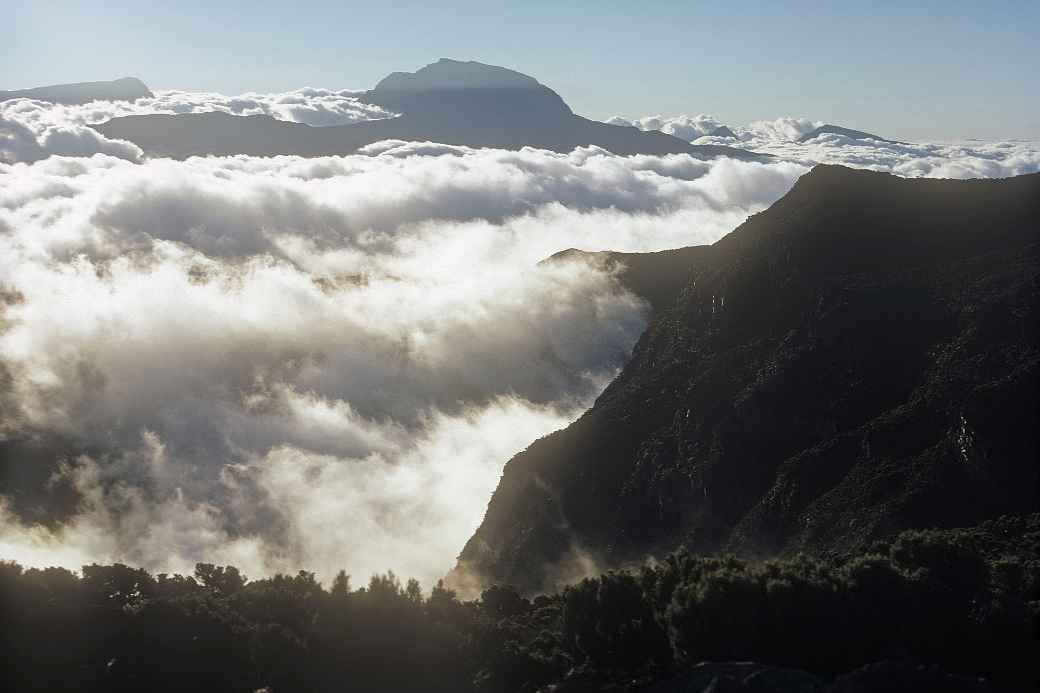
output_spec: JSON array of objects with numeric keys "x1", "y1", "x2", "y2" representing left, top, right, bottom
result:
[{"x1": 1, "y1": 86, "x2": 1037, "y2": 589}]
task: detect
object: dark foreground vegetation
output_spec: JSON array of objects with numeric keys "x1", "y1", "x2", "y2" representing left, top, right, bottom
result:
[{"x1": 2, "y1": 515, "x2": 1037, "y2": 692}]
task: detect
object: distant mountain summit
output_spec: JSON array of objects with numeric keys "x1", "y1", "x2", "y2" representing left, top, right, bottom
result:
[
  {"x1": 373, "y1": 58, "x2": 545, "y2": 93},
  {"x1": 799, "y1": 124, "x2": 903, "y2": 144},
  {"x1": 0, "y1": 77, "x2": 152, "y2": 104},
  {"x1": 94, "y1": 60, "x2": 766, "y2": 161},
  {"x1": 708, "y1": 125, "x2": 737, "y2": 138},
  {"x1": 363, "y1": 58, "x2": 573, "y2": 124},
  {"x1": 453, "y1": 165, "x2": 1040, "y2": 593}
]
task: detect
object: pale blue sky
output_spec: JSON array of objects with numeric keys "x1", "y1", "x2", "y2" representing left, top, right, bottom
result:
[{"x1": 4, "y1": 1, "x2": 1038, "y2": 140}]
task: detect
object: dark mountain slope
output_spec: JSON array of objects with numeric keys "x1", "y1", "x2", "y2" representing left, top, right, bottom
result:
[
  {"x1": 799, "y1": 124, "x2": 904, "y2": 144},
  {"x1": 0, "y1": 77, "x2": 152, "y2": 104},
  {"x1": 543, "y1": 246, "x2": 713, "y2": 313},
  {"x1": 93, "y1": 60, "x2": 765, "y2": 161},
  {"x1": 453, "y1": 166, "x2": 1040, "y2": 593}
]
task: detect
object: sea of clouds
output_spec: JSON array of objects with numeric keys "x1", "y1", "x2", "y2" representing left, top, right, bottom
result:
[
  {"x1": 0, "y1": 134, "x2": 804, "y2": 587},
  {"x1": 611, "y1": 114, "x2": 1040, "y2": 179},
  {"x1": 0, "y1": 89, "x2": 1036, "y2": 590}
]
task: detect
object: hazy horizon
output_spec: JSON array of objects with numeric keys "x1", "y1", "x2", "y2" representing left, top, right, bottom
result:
[{"x1": 5, "y1": 1, "x2": 1039, "y2": 141}]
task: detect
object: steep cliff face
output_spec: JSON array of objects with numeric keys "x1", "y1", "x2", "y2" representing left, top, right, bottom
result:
[{"x1": 454, "y1": 166, "x2": 1040, "y2": 593}]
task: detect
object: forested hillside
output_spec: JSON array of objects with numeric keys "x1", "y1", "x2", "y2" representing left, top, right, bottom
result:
[{"x1": 2, "y1": 517, "x2": 1037, "y2": 692}]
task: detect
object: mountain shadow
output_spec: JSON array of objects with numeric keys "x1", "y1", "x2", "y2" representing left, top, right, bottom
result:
[
  {"x1": 0, "y1": 77, "x2": 152, "y2": 104},
  {"x1": 93, "y1": 59, "x2": 765, "y2": 161},
  {"x1": 452, "y1": 165, "x2": 1040, "y2": 593}
]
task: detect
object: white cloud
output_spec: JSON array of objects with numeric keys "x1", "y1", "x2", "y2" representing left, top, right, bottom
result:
[
  {"x1": 3, "y1": 84, "x2": 1036, "y2": 587},
  {"x1": 0, "y1": 399, "x2": 583, "y2": 584},
  {"x1": 0, "y1": 145, "x2": 806, "y2": 586},
  {"x1": 742, "y1": 116, "x2": 822, "y2": 142},
  {"x1": 8, "y1": 90, "x2": 1037, "y2": 180},
  {"x1": 608, "y1": 114, "x2": 727, "y2": 141},
  {"x1": 5, "y1": 87, "x2": 395, "y2": 130},
  {"x1": 1, "y1": 87, "x2": 395, "y2": 164},
  {"x1": 619, "y1": 111, "x2": 1040, "y2": 179},
  {"x1": 143, "y1": 87, "x2": 396, "y2": 126},
  {"x1": 746, "y1": 134, "x2": 1040, "y2": 178},
  {"x1": 1, "y1": 105, "x2": 143, "y2": 164}
]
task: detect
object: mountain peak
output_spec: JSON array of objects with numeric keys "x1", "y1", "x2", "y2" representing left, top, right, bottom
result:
[
  {"x1": 799, "y1": 124, "x2": 904, "y2": 144},
  {"x1": 112, "y1": 76, "x2": 150, "y2": 89},
  {"x1": 372, "y1": 58, "x2": 542, "y2": 93},
  {"x1": 365, "y1": 58, "x2": 573, "y2": 122}
]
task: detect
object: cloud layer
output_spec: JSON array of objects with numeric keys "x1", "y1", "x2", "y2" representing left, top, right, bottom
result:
[
  {"x1": 5, "y1": 90, "x2": 1037, "y2": 180},
  {"x1": 606, "y1": 114, "x2": 727, "y2": 141},
  {"x1": 2, "y1": 88, "x2": 396, "y2": 163},
  {"x1": 611, "y1": 113, "x2": 1040, "y2": 178},
  {"x1": 3, "y1": 85, "x2": 1037, "y2": 589},
  {"x1": 0, "y1": 144, "x2": 806, "y2": 587}
]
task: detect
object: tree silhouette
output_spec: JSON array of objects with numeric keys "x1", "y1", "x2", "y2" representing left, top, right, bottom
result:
[{"x1": 0, "y1": 515, "x2": 1036, "y2": 692}]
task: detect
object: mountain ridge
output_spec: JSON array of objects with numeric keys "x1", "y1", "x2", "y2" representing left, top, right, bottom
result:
[
  {"x1": 0, "y1": 77, "x2": 152, "y2": 104},
  {"x1": 372, "y1": 58, "x2": 544, "y2": 92},
  {"x1": 799, "y1": 124, "x2": 904, "y2": 144},
  {"x1": 92, "y1": 60, "x2": 766, "y2": 161},
  {"x1": 451, "y1": 165, "x2": 1040, "y2": 593}
]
